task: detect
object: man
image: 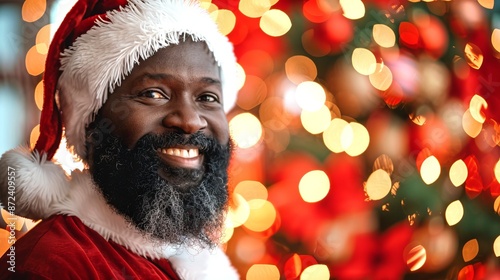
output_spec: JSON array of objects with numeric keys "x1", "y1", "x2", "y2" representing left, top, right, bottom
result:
[{"x1": 0, "y1": 0, "x2": 239, "y2": 279}]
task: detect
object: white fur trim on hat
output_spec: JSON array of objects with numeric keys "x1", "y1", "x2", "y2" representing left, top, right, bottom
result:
[{"x1": 58, "y1": 0, "x2": 238, "y2": 159}]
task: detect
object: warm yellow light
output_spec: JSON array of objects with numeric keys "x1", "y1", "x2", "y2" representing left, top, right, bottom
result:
[
  {"x1": 462, "y1": 109, "x2": 483, "y2": 138},
  {"x1": 300, "y1": 264, "x2": 330, "y2": 280},
  {"x1": 369, "y1": 63, "x2": 393, "y2": 91},
  {"x1": 373, "y1": 24, "x2": 396, "y2": 48},
  {"x1": 493, "y1": 29, "x2": 500, "y2": 53},
  {"x1": 495, "y1": 159, "x2": 500, "y2": 183},
  {"x1": 229, "y1": 113, "x2": 263, "y2": 149},
  {"x1": 494, "y1": 236, "x2": 500, "y2": 257},
  {"x1": 22, "y1": 0, "x2": 46, "y2": 22},
  {"x1": 36, "y1": 24, "x2": 51, "y2": 54},
  {"x1": 344, "y1": 122, "x2": 370, "y2": 157},
  {"x1": 494, "y1": 196, "x2": 500, "y2": 215},
  {"x1": 478, "y1": 0, "x2": 494, "y2": 9},
  {"x1": 228, "y1": 193, "x2": 251, "y2": 227},
  {"x1": 323, "y1": 118, "x2": 349, "y2": 153},
  {"x1": 211, "y1": 9, "x2": 236, "y2": 36},
  {"x1": 295, "y1": 81, "x2": 326, "y2": 111},
  {"x1": 339, "y1": 0, "x2": 365, "y2": 20},
  {"x1": 365, "y1": 169, "x2": 392, "y2": 200},
  {"x1": 351, "y1": 48, "x2": 377, "y2": 75},
  {"x1": 285, "y1": 55, "x2": 318, "y2": 84},
  {"x1": 260, "y1": 9, "x2": 292, "y2": 37},
  {"x1": 239, "y1": 0, "x2": 271, "y2": 18},
  {"x1": 405, "y1": 244, "x2": 426, "y2": 271},
  {"x1": 301, "y1": 105, "x2": 331, "y2": 135},
  {"x1": 445, "y1": 200, "x2": 464, "y2": 226},
  {"x1": 30, "y1": 124, "x2": 40, "y2": 149},
  {"x1": 464, "y1": 43, "x2": 484, "y2": 69},
  {"x1": 420, "y1": 156, "x2": 441, "y2": 185},
  {"x1": 34, "y1": 80, "x2": 44, "y2": 110},
  {"x1": 462, "y1": 239, "x2": 479, "y2": 262},
  {"x1": 237, "y1": 75, "x2": 267, "y2": 110},
  {"x1": 234, "y1": 180, "x2": 268, "y2": 202},
  {"x1": 26, "y1": 45, "x2": 47, "y2": 76},
  {"x1": 449, "y1": 159, "x2": 468, "y2": 187},
  {"x1": 299, "y1": 170, "x2": 330, "y2": 203},
  {"x1": 244, "y1": 199, "x2": 277, "y2": 232},
  {"x1": 222, "y1": 221, "x2": 234, "y2": 243},
  {"x1": 469, "y1": 94, "x2": 487, "y2": 124},
  {"x1": 246, "y1": 264, "x2": 280, "y2": 280}
]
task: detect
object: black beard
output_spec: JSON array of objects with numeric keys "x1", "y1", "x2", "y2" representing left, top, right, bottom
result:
[{"x1": 87, "y1": 129, "x2": 231, "y2": 248}]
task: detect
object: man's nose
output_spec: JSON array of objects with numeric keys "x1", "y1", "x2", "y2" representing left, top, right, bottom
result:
[{"x1": 162, "y1": 102, "x2": 207, "y2": 134}]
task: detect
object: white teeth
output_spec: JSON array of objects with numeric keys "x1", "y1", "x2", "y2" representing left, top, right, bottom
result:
[{"x1": 160, "y1": 148, "x2": 199, "y2": 159}]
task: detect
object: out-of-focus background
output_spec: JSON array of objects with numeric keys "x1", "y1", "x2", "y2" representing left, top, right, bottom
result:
[{"x1": 1, "y1": 0, "x2": 500, "y2": 279}]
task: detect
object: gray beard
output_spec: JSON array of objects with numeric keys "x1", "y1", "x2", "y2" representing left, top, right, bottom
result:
[{"x1": 87, "y1": 130, "x2": 231, "y2": 248}]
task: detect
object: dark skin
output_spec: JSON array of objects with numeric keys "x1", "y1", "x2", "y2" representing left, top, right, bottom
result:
[{"x1": 95, "y1": 39, "x2": 229, "y2": 174}]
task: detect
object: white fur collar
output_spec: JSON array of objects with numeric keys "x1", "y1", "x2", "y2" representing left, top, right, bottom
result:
[{"x1": 0, "y1": 147, "x2": 239, "y2": 279}]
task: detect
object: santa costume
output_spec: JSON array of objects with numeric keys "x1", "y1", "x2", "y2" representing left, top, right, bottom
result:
[{"x1": 0, "y1": 0, "x2": 239, "y2": 279}]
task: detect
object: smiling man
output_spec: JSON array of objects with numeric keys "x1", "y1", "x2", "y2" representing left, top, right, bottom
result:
[{"x1": 0, "y1": 0, "x2": 239, "y2": 279}]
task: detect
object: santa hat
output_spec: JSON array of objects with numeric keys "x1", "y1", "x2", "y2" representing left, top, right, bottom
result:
[{"x1": 0, "y1": 0, "x2": 238, "y2": 219}]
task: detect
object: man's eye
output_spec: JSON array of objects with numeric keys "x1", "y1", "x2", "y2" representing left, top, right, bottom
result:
[
  {"x1": 140, "y1": 90, "x2": 165, "y2": 99},
  {"x1": 198, "y1": 94, "x2": 218, "y2": 103}
]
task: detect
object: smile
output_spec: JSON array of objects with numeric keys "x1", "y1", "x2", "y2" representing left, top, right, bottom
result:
[{"x1": 157, "y1": 147, "x2": 203, "y2": 169}]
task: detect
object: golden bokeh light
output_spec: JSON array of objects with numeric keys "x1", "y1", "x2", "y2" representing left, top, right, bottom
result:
[
  {"x1": 339, "y1": 0, "x2": 365, "y2": 20},
  {"x1": 260, "y1": 9, "x2": 292, "y2": 37},
  {"x1": 365, "y1": 169, "x2": 392, "y2": 200},
  {"x1": 22, "y1": 0, "x2": 46, "y2": 22},
  {"x1": 285, "y1": 55, "x2": 318, "y2": 84},
  {"x1": 478, "y1": 0, "x2": 494, "y2": 9},
  {"x1": 469, "y1": 94, "x2": 487, "y2": 124},
  {"x1": 369, "y1": 63, "x2": 393, "y2": 91},
  {"x1": 228, "y1": 193, "x2": 251, "y2": 227},
  {"x1": 244, "y1": 199, "x2": 277, "y2": 232},
  {"x1": 36, "y1": 24, "x2": 51, "y2": 54},
  {"x1": 405, "y1": 244, "x2": 426, "y2": 271},
  {"x1": 323, "y1": 118, "x2": 349, "y2": 153},
  {"x1": 351, "y1": 48, "x2": 377, "y2": 75},
  {"x1": 452, "y1": 55, "x2": 471, "y2": 80},
  {"x1": 445, "y1": 200, "x2": 464, "y2": 226},
  {"x1": 34, "y1": 80, "x2": 44, "y2": 110},
  {"x1": 234, "y1": 180, "x2": 268, "y2": 202},
  {"x1": 373, "y1": 24, "x2": 396, "y2": 48},
  {"x1": 462, "y1": 109, "x2": 483, "y2": 138},
  {"x1": 211, "y1": 9, "x2": 236, "y2": 36},
  {"x1": 343, "y1": 122, "x2": 370, "y2": 157},
  {"x1": 246, "y1": 264, "x2": 280, "y2": 280},
  {"x1": 493, "y1": 29, "x2": 500, "y2": 53},
  {"x1": 26, "y1": 45, "x2": 47, "y2": 76},
  {"x1": 239, "y1": 0, "x2": 271, "y2": 18},
  {"x1": 295, "y1": 81, "x2": 326, "y2": 112},
  {"x1": 495, "y1": 159, "x2": 500, "y2": 183},
  {"x1": 222, "y1": 221, "x2": 234, "y2": 243},
  {"x1": 373, "y1": 154, "x2": 394, "y2": 175},
  {"x1": 299, "y1": 170, "x2": 330, "y2": 203},
  {"x1": 237, "y1": 75, "x2": 267, "y2": 110},
  {"x1": 300, "y1": 264, "x2": 330, "y2": 280},
  {"x1": 494, "y1": 236, "x2": 500, "y2": 257},
  {"x1": 462, "y1": 239, "x2": 479, "y2": 262},
  {"x1": 229, "y1": 113, "x2": 263, "y2": 149},
  {"x1": 301, "y1": 105, "x2": 331, "y2": 135},
  {"x1": 494, "y1": 196, "x2": 500, "y2": 215},
  {"x1": 449, "y1": 159, "x2": 468, "y2": 187},
  {"x1": 420, "y1": 156, "x2": 441, "y2": 185},
  {"x1": 30, "y1": 124, "x2": 40, "y2": 149},
  {"x1": 235, "y1": 235, "x2": 266, "y2": 263},
  {"x1": 464, "y1": 43, "x2": 484, "y2": 69},
  {"x1": 236, "y1": 63, "x2": 246, "y2": 91}
]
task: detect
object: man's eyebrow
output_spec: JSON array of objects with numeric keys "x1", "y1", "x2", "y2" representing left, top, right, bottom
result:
[{"x1": 135, "y1": 73, "x2": 221, "y2": 86}]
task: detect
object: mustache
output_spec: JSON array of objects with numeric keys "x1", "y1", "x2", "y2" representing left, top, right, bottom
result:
[{"x1": 134, "y1": 131, "x2": 222, "y2": 155}]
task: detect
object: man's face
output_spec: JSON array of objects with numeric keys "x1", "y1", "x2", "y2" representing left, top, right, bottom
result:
[{"x1": 86, "y1": 39, "x2": 231, "y2": 247}]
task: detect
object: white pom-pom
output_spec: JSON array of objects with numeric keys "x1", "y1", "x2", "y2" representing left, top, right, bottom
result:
[{"x1": 0, "y1": 146, "x2": 70, "y2": 219}]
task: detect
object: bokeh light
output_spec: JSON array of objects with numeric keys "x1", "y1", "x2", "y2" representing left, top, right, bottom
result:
[
  {"x1": 339, "y1": 0, "x2": 365, "y2": 20},
  {"x1": 351, "y1": 48, "x2": 377, "y2": 75},
  {"x1": 343, "y1": 122, "x2": 370, "y2": 157},
  {"x1": 469, "y1": 94, "x2": 487, "y2": 124},
  {"x1": 449, "y1": 159, "x2": 468, "y2": 187},
  {"x1": 244, "y1": 199, "x2": 277, "y2": 232},
  {"x1": 323, "y1": 118, "x2": 349, "y2": 153},
  {"x1": 420, "y1": 155, "x2": 441, "y2": 185},
  {"x1": 494, "y1": 236, "x2": 500, "y2": 257},
  {"x1": 464, "y1": 43, "x2": 484, "y2": 69},
  {"x1": 260, "y1": 9, "x2": 291, "y2": 37},
  {"x1": 462, "y1": 239, "x2": 479, "y2": 262},
  {"x1": 405, "y1": 244, "x2": 427, "y2": 271},
  {"x1": 211, "y1": 9, "x2": 236, "y2": 36},
  {"x1": 25, "y1": 45, "x2": 47, "y2": 76},
  {"x1": 29, "y1": 124, "x2": 40, "y2": 149},
  {"x1": 34, "y1": 80, "x2": 44, "y2": 110},
  {"x1": 365, "y1": 169, "x2": 392, "y2": 200},
  {"x1": 285, "y1": 55, "x2": 317, "y2": 84},
  {"x1": 462, "y1": 109, "x2": 483, "y2": 138},
  {"x1": 299, "y1": 170, "x2": 330, "y2": 203},
  {"x1": 295, "y1": 81, "x2": 326, "y2": 111},
  {"x1": 300, "y1": 105, "x2": 331, "y2": 135},
  {"x1": 300, "y1": 264, "x2": 330, "y2": 280},
  {"x1": 373, "y1": 24, "x2": 396, "y2": 48},
  {"x1": 492, "y1": 29, "x2": 500, "y2": 53},
  {"x1": 239, "y1": 0, "x2": 271, "y2": 18},
  {"x1": 246, "y1": 264, "x2": 280, "y2": 280},
  {"x1": 369, "y1": 63, "x2": 393, "y2": 91},
  {"x1": 445, "y1": 200, "x2": 464, "y2": 226},
  {"x1": 495, "y1": 159, "x2": 500, "y2": 183},
  {"x1": 22, "y1": 0, "x2": 46, "y2": 22},
  {"x1": 230, "y1": 112, "x2": 263, "y2": 149},
  {"x1": 228, "y1": 193, "x2": 251, "y2": 227}
]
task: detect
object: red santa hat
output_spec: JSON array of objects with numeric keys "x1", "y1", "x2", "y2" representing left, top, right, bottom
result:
[
  {"x1": 38, "y1": 0, "x2": 238, "y2": 160},
  {"x1": 0, "y1": 0, "x2": 238, "y2": 219}
]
